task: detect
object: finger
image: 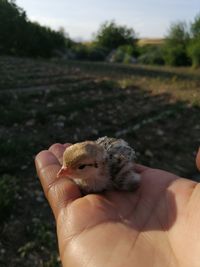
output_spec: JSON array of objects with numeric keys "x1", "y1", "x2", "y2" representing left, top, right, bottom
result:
[
  {"x1": 134, "y1": 163, "x2": 149, "y2": 173},
  {"x1": 64, "y1": 143, "x2": 71, "y2": 148},
  {"x1": 49, "y1": 143, "x2": 72, "y2": 164},
  {"x1": 196, "y1": 147, "x2": 200, "y2": 171},
  {"x1": 49, "y1": 143, "x2": 66, "y2": 165},
  {"x1": 35, "y1": 150, "x2": 81, "y2": 219}
]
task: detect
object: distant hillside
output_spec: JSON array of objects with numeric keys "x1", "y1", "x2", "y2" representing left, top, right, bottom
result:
[{"x1": 138, "y1": 38, "x2": 164, "y2": 46}]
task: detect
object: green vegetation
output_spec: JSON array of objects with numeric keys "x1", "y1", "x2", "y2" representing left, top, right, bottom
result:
[
  {"x1": 188, "y1": 39, "x2": 200, "y2": 67},
  {"x1": 163, "y1": 22, "x2": 191, "y2": 66},
  {"x1": 94, "y1": 20, "x2": 137, "y2": 51},
  {"x1": 138, "y1": 45, "x2": 165, "y2": 65},
  {"x1": 188, "y1": 14, "x2": 200, "y2": 67},
  {"x1": 162, "y1": 15, "x2": 200, "y2": 67},
  {"x1": 0, "y1": 0, "x2": 67, "y2": 57},
  {"x1": 1, "y1": 1, "x2": 200, "y2": 67},
  {"x1": 0, "y1": 56, "x2": 199, "y2": 266},
  {"x1": 67, "y1": 21, "x2": 138, "y2": 62}
]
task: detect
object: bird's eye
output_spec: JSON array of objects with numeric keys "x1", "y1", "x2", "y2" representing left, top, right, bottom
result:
[{"x1": 78, "y1": 164, "x2": 86, "y2": 170}]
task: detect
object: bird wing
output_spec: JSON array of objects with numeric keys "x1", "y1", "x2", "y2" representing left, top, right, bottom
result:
[
  {"x1": 96, "y1": 136, "x2": 136, "y2": 180},
  {"x1": 96, "y1": 136, "x2": 135, "y2": 161}
]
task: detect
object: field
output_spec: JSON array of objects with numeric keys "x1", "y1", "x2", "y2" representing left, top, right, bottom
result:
[
  {"x1": 138, "y1": 38, "x2": 164, "y2": 46},
  {"x1": 0, "y1": 56, "x2": 200, "y2": 266}
]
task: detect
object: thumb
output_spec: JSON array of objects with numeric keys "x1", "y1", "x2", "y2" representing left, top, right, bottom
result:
[{"x1": 35, "y1": 149, "x2": 81, "y2": 220}]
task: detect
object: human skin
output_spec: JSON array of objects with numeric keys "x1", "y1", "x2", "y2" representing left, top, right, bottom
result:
[{"x1": 35, "y1": 144, "x2": 200, "y2": 267}]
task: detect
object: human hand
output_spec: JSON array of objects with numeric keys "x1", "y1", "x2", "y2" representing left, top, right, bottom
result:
[{"x1": 35, "y1": 144, "x2": 200, "y2": 267}]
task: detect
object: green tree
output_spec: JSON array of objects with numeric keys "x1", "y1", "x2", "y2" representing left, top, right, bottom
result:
[
  {"x1": 0, "y1": 0, "x2": 67, "y2": 57},
  {"x1": 0, "y1": 0, "x2": 26, "y2": 54},
  {"x1": 163, "y1": 22, "x2": 191, "y2": 66},
  {"x1": 188, "y1": 14, "x2": 200, "y2": 67},
  {"x1": 188, "y1": 40, "x2": 200, "y2": 68},
  {"x1": 94, "y1": 21, "x2": 137, "y2": 52},
  {"x1": 191, "y1": 13, "x2": 200, "y2": 38}
]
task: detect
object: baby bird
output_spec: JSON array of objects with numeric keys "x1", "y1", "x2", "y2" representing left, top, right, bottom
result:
[{"x1": 57, "y1": 137, "x2": 140, "y2": 194}]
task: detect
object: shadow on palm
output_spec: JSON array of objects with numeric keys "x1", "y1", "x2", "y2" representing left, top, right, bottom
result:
[
  {"x1": 59, "y1": 166, "x2": 178, "y2": 235},
  {"x1": 36, "y1": 143, "x2": 199, "y2": 266}
]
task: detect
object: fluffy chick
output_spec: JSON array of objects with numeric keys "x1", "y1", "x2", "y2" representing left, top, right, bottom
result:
[{"x1": 57, "y1": 137, "x2": 140, "y2": 194}]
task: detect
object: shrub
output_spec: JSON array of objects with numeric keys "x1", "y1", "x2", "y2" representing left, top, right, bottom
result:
[
  {"x1": 163, "y1": 44, "x2": 191, "y2": 66},
  {"x1": 70, "y1": 43, "x2": 108, "y2": 61},
  {"x1": 71, "y1": 43, "x2": 88, "y2": 60},
  {"x1": 109, "y1": 49, "x2": 124, "y2": 63},
  {"x1": 191, "y1": 14, "x2": 200, "y2": 38},
  {"x1": 107, "y1": 45, "x2": 138, "y2": 64},
  {"x1": 87, "y1": 46, "x2": 108, "y2": 61},
  {"x1": 123, "y1": 54, "x2": 135, "y2": 64},
  {"x1": 188, "y1": 39, "x2": 200, "y2": 68},
  {"x1": 118, "y1": 44, "x2": 139, "y2": 57},
  {"x1": 188, "y1": 15, "x2": 200, "y2": 67},
  {"x1": 163, "y1": 22, "x2": 191, "y2": 66},
  {"x1": 138, "y1": 45, "x2": 165, "y2": 65}
]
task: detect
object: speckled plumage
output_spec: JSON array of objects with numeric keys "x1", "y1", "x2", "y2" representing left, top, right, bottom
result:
[{"x1": 57, "y1": 137, "x2": 140, "y2": 194}]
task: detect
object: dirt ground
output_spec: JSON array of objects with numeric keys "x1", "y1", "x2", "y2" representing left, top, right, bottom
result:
[{"x1": 0, "y1": 56, "x2": 199, "y2": 266}]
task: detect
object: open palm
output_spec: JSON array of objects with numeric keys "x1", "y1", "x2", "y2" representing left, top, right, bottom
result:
[{"x1": 35, "y1": 144, "x2": 200, "y2": 267}]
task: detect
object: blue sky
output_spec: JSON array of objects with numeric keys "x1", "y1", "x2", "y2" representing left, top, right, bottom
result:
[{"x1": 16, "y1": 0, "x2": 200, "y2": 41}]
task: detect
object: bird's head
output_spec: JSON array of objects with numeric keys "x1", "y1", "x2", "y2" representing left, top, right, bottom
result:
[{"x1": 57, "y1": 141, "x2": 107, "y2": 180}]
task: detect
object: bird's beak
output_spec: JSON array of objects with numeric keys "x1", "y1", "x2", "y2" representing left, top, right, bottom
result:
[{"x1": 57, "y1": 166, "x2": 71, "y2": 178}]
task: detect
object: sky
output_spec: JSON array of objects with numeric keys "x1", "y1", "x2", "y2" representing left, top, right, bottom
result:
[{"x1": 16, "y1": 0, "x2": 200, "y2": 41}]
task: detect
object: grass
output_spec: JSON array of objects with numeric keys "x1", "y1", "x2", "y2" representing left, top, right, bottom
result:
[{"x1": 0, "y1": 56, "x2": 200, "y2": 266}]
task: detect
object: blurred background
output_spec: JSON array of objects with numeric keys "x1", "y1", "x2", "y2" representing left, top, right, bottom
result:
[{"x1": 0, "y1": 0, "x2": 200, "y2": 266}]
